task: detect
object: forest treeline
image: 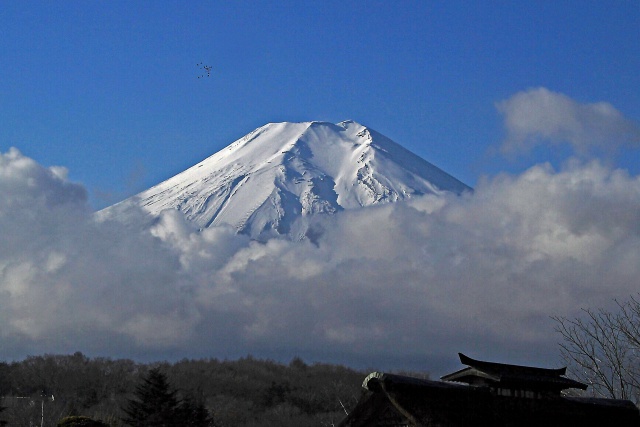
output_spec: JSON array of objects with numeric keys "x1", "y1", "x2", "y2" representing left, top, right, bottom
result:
[{"x1": 0, "y1": 352, "x2": 374, "y2": 427}]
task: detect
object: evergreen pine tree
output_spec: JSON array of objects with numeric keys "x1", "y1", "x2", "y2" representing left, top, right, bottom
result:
[
  {"x1": 178, "y1": 393, "x2": 214, "y2": 427},
  {"x1": 122, "y1": 368, "x2": 181, "y2": 427}
]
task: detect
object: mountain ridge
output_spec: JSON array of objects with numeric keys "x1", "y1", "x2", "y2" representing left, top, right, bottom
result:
[{"x1": 99, "y1": 120, "x2": 471, "y2": 239}]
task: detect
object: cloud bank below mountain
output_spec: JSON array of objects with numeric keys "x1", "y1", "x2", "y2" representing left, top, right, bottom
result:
[{"x1": 1, "y1": 89, "x2": 639, "y2": 374}]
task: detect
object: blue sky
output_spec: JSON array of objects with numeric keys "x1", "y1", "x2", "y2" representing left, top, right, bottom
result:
[
  {"x1": 2, "y1": 1, "x2": 639, "y2": 209},
  {"x1": 2, "y1": 2, "x2": 640, "y2": 373}
]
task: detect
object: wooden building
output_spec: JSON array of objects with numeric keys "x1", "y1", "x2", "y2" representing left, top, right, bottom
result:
[{"x1": 338, "y1": 353, "x2": 640, "y2": 427}]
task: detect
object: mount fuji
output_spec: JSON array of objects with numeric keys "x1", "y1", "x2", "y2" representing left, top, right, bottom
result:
[{"x1": 99, "y1": 120, "x2": 471, "y2": 240}]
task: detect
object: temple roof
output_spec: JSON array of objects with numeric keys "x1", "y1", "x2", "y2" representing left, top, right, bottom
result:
[
  {"x1": 341, "y1": 368, "x2": 639, "y2": 427},
  {"x1": 440, "y1": 353, "x2": 587, "y2": 391}
]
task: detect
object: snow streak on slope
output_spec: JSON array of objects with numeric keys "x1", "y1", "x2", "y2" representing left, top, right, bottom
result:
[{"x1": 100, "y1": 120, "x2": 470, "y2": 239}]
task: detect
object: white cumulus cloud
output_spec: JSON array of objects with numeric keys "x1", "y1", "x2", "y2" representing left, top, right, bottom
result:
[
  {"x1": 2, "y1": 147, "x2": 640, "y2": 374},
  {"x1": 496, "y1": 87, "x2": 640, "y2": 156}
]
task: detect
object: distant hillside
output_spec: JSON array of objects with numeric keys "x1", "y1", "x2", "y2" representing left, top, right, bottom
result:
[{"x1": 0, "y1": 353, "x2": 379, "y2": 427}]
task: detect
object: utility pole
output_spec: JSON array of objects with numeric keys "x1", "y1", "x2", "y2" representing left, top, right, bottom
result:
[
  {"x1": 3, "y1": 393, "x2": 53, "y2": 427},
  {"x1": 40, "y1": 391, "x2": 54, "y2": 427}
]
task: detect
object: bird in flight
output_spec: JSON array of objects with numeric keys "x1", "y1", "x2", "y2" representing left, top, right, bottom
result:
[{"x1": 197, "y1": 62, "x2": 212, "y2": 78}]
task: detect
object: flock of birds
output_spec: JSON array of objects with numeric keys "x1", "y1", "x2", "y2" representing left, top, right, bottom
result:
[{"x1": 197, "y1": 62, "x2": 212, "y2": 79}]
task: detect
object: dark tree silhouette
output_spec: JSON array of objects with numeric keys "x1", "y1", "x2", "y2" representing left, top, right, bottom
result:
[
  {"x1": 553, "y1": 295, "x2": 640, "y2": 404},
  {"x1": 177, "y1": 393, "x2": 214, "y2": 427},
  {"x1": 122, "y1": 368, "x2": 181, "y2": 427},
  {"x1": 123, "y1": 367, "x2": 213, "y2": 427}
]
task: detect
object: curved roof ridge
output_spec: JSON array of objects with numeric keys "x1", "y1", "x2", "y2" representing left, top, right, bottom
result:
[{"x1": 458, "y1": 353, "x2": 567, "y2": 377}]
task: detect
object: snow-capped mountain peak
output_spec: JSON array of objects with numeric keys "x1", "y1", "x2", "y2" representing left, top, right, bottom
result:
[{"x1": 99, "y1": 120, "x2": 470, "y2": 239}]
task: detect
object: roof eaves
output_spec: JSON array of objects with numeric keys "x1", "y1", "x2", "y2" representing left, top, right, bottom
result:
[{"x1": 441, "y1": 367, "x2": 500, "y2": 383}]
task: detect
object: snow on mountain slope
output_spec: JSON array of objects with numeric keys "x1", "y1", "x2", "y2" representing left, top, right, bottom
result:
[{"x1": 99, "y1": 120, "x2": 471, "y2": 239}]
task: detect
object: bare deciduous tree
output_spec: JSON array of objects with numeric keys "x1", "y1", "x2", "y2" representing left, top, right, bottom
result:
[{"x1": 553, "y1": 295, "x2": 640, "y2": 404}]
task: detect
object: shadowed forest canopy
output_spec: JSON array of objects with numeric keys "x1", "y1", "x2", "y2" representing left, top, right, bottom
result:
[{"x1": 0, "y1": 353, "x2": 373, "y2": 427}]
